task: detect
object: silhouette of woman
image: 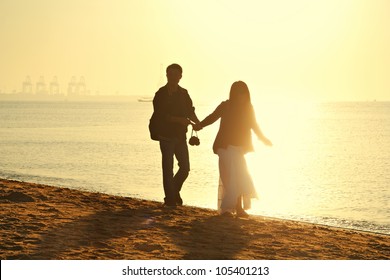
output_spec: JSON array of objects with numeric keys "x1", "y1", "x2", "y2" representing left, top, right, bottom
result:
[{"x1": 194, "y1": 81, "x2": 272, "y2": 217}]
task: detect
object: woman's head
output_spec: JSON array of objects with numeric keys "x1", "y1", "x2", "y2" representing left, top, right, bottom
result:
[{"x1": 229, "y1": 81, "x2": 251, "y2": 105}]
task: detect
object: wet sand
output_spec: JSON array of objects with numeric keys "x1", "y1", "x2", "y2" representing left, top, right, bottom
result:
[{"x1": 0, "y1": 178, "x2": 389, "y2": 260}]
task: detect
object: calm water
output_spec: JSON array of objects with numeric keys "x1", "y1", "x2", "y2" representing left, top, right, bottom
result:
[{"x1": 0, "y1": 100, "x2": 389, "y2": 235}]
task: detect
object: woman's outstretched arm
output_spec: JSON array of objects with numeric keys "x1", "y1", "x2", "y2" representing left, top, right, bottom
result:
[
  {"x1": 194, "y1": 102, "x2": 225, "y2": 131},
  {"x1": 253, "y1": 122, "x2": 272, "y2": 146},
  {"x1": 250, "y1": 107, "x2": 272, "y2": 146}
]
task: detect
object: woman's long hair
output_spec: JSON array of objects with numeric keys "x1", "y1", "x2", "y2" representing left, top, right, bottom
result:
[
  {"x1": 227, "y1": 81, "x2": 253, "y2": 127},
  {"x1": 229, "y1": 81, "x2": 251, "y2": 106}
]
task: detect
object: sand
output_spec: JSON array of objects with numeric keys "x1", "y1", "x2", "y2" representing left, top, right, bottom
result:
[{"x1": 0, "y1": 178, "x2": 389, "y2": 260}]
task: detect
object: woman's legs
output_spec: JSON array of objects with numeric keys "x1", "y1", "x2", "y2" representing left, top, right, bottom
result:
[
  {"x1": 218, "y1": 146, "x2": 254, "y2": 217},
  {"x1": 218, "y1": 149, "x2": 238, "y2": 213},
  {"x1": 236, "y1": 196, "x2": 249, "y2": 217}
]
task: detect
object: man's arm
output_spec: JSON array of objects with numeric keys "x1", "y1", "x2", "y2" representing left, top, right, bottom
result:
[
  {"x1": 169, "y1": 116, "x2": 191, "y2": 126},
  {"x1": 184, "y1": 89, "x2": 200, "y2": 124},
  {"x1": 188, "y1": 110, "x2": 200, "y2": 124}
]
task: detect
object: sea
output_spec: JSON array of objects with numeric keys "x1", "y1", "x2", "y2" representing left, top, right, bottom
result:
[{"x1": 0, "y1": 98, "x2": 389, "y2": 235}]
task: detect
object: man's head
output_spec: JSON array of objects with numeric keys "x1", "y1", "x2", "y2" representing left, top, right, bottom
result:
[{"x1": 166, "y1": 63, "x2": 183, "y2": 85}]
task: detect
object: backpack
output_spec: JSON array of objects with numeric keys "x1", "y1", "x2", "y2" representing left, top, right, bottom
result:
[{"x1": 148, "y1": 112, "x2": 162, "y2": 141}]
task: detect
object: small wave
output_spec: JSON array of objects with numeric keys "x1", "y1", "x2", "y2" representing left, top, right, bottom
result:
[{"x1": 281, "y1": 214, "x2": 390, "y2": 235}]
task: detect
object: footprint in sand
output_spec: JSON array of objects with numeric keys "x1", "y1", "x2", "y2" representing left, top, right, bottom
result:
[
  {"x1": 0, "y1": 192, "x2": 35, "y2": 203},
  {"x1": 134, "y1": 241, "x2": 164, "y2": 252}
]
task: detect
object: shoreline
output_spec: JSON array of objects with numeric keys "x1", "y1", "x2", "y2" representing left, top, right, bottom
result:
[
  {"x1": 2, "y1": 178, "x2": 388, "y2": 237},
  {"x1": 1, "y1": 178, "x2": 389, "y2": 260}
]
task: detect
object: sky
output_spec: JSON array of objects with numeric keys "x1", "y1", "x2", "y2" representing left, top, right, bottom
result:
[{"x1": 0, "y1": 0, "x2": 389, "y2": 101}]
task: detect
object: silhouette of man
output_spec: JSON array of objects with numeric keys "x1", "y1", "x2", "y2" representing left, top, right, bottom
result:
[{"x1": 152, "y1": 63, "x2": 200, "y2": 207}]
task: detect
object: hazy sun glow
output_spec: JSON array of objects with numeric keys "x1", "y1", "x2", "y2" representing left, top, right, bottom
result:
[
  {"x1": 244, "y1": 101, "x2": 317, "y2": 213},
  {"x1": 0, "y1": 0, "x2": 389, "y2": 101}
]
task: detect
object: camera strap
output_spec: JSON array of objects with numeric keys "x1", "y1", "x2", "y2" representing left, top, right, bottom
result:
[{"x1": 191, "y1": 128, "x2": 198, "y2": 137}]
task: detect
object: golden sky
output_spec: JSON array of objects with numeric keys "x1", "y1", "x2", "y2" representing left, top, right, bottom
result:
[{"x1": 0, "y1": 0, "x2": 389, "y2": 101}]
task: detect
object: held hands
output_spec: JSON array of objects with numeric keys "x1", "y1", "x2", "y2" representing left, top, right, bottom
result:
[
  {"x1": 170, "y1": 116, "x2": 203, "y2": 130},
  {"x1": 192, "y1": 123, "x2": 203, "y2": 131}
]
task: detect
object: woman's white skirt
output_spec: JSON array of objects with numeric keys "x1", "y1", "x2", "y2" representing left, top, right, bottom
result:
[{"x1": 217, "y1": 145, "x2": 257, "y2": 213}]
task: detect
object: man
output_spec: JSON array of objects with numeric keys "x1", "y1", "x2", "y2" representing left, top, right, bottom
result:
[{"x1": 152, "y1": 63, "x2": 200, "y2": 207}]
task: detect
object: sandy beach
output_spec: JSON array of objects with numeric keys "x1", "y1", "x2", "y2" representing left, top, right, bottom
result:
[{"x1": 0, "y1": 178, "x2": 389, "y2": 260}]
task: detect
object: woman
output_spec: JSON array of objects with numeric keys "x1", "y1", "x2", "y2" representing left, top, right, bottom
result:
[{"x1": 194, "y1": 81, "x2": 272, "y2": 217}]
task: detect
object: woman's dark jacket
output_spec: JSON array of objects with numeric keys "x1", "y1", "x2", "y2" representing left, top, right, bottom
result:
[{"x1": 200, "y1": 100, "x2": 260, "y2": 154}]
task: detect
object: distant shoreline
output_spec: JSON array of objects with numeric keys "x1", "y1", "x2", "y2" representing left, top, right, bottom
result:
[
  {"x1": 1, "y1": 94, "x2": 388, "y2": 104},
  {"x1": 0, "y1": 93, "x2": 140, "y2": 102}
]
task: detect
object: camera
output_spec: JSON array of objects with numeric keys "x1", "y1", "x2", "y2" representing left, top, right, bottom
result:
[{"x1": 189, "y1": 136, "x2": 200, "y2": 146}]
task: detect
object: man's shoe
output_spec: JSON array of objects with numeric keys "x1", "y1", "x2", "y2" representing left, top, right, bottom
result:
[
  {"x1": 162, "y1": 202, "x2": 177, "y2": 209},
  {"x1": 176, "y1": 194, "x2": 183, "y2": 206}
]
